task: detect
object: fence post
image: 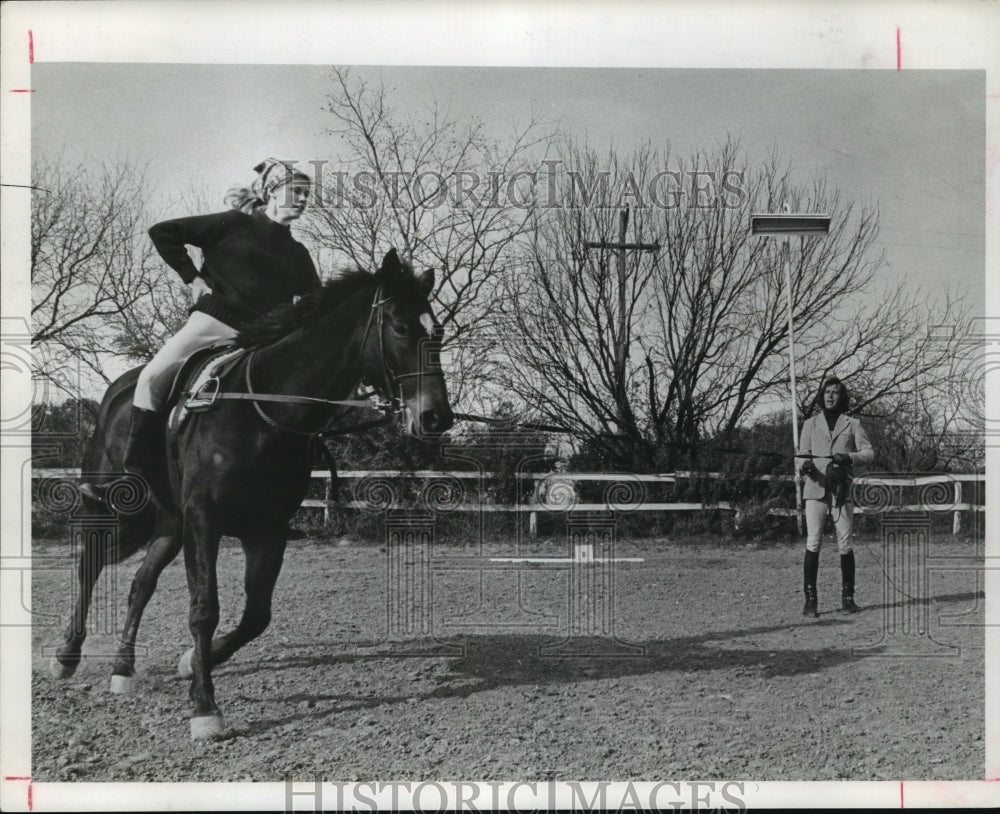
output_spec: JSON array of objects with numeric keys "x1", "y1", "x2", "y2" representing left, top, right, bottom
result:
[
  {"x1": 953, "y1": 479, "x2": 962, "y2": 536},
  {"x1": 529, "y1": 474, "x2": 538, "y2": 537},
  {"x1": 323, "y1": 472, "x2": 331, "y2": 525}
]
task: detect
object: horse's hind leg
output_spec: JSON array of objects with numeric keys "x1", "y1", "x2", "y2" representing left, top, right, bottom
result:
[
  {"x1": 50, "y1": 528, "x2": 110, "y2": 679},
  {"x1": 109, "y1": 528, "x2": 182, "y2": 694},
  {"x1": 51, "y1": 512, "x2": 152, "y2": 679},
  {"x1": 177, "y1": 533, "x2": 287, "y2": 677}
]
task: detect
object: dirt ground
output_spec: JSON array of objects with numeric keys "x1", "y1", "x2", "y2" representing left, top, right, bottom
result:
[{"x1": 29, "y1": 530, "x2": 985, "y2": 783}]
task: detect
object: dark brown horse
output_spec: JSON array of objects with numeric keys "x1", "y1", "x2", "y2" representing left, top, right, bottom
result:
[{"x1": 50, "y1": 249, "x2": 453, "y2": 739}]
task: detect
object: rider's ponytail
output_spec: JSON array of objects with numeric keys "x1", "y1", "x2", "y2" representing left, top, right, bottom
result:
[{"x1": 224, "y1": 184, "x2": 265, "y2": 214}]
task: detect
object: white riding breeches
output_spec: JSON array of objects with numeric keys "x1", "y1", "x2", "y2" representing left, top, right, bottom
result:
[
  {"x1": 804, "y1": 497, "x2": 855, "y2": 555},
  {"x1": 133, "y1": 312, "x2": 238, "y2": 411}
]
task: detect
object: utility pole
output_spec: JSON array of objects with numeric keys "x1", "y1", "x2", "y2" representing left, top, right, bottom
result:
[{"x1": 583, "y1": 206, "x2": 660, "y2": 429}]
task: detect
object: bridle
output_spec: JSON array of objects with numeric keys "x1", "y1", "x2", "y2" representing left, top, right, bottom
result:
[
  {"x1": 358, "y1": 284, "x2": 427, "y2": 414},
  {"x1": 239, "y1": 283, "x2": 429, "y2": 435}
]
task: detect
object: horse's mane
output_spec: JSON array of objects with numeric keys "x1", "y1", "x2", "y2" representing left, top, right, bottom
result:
[{"x1": 235, "y1": 269, "x2": 376, "y2": 349}]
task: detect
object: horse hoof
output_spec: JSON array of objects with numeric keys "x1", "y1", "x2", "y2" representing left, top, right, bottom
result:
[
  {"x1": 109, "y1": 674, "x2": 136, "y2": 694},
  {"x1": 190, "y1": 714, "x2": 225, "y2": 740},
  {"x1": 49, "y1": 656, "x2": 77, "y2": 679},
  {"x1": 177, "y1": 648, "x2": 194, "y2": 679}
]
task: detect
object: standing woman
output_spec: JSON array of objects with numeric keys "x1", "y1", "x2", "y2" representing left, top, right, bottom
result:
[
  {"x1": 795, "y1": 376, "x2": 874, "y2": 617},
  {"x1": 80, "y1": 159, "x2": 321, "y2": 506}
]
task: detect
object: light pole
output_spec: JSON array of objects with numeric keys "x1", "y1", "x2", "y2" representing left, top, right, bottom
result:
[{"x1": 750, "y1": 212, "x2": 831, "y2": 534}]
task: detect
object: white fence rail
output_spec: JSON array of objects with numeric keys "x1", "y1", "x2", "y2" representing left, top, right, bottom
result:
[{"x1": 32, "y1": 469, "x2": 984, "y2": 535}]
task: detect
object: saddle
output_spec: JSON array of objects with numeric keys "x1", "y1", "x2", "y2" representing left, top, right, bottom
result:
[{"x1": 166, "y1": 344, "x2": 248, "y2": 430}]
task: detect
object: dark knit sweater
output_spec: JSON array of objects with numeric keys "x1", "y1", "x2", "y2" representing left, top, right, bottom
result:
[
  {"x1": 148, "y1": 209, "x2": 320, "y2": 329},
  {"x1": 823, "y1": 408, "x2": 842, "y2": 433}
]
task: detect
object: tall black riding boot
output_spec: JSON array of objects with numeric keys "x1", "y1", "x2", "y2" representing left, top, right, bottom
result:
[
  {"x1": 121, "y1": 406, "x2": 170, "y2": 510},
  {"x1": 79, "y1": 406, "x2": 170, "y2": 510},
  {"x1": 841, "y1": 551, "x2": 859, "y2": 613},
  {"x1": 802, "y1": 549, "x2": 820, "y2": 618}
]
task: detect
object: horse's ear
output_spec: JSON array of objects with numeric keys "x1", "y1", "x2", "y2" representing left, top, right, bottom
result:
[
  {"x1": 416, "y1": 267, "x2": 435, "y2": 296},
  {"x1": 378, "y1": 249, "x2": 401, "y2": 278}
]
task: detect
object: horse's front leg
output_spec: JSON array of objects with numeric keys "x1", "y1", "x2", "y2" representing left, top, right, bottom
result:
[
  {"x1": 181, "y1": 508, "x2": 224, "y2": 740},
  {"x1": 110, "y1": 529, "x2": 182, "y2": 693},
  {"x1": 178, "y1": 528, "x2": 288, "y2": 677}
]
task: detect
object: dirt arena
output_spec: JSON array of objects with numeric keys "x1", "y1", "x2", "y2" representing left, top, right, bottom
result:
[{"x1": 30, "y1": 530, "x2": 985, "y2": 782}]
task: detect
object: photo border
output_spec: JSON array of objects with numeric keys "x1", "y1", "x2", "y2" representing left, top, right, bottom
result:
[{"x1": 2, "y1": 1, "x2": 997, "y2": 810}]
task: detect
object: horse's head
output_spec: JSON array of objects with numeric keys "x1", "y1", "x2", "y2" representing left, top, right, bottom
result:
[{"x1": 363, "y1": 249, "x2": 454, "y2": 437}]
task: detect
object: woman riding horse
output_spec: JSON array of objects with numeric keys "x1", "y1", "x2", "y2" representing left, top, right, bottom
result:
[
  {"x1": 57, "y1": 248, "x2": 454, "y2": 739},
  {"x1": 80, "y1": 159, "x2": 320, "y2": 507}
]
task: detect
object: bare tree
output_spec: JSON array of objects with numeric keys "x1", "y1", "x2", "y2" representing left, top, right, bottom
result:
[
  {"x1": 858, "y1": 327, "x2": 984, "y2": 472},
  {"x1": 496, "y1": 139, "x2": 975, "y2": 470},
  {"x1": 30, "y1": 157, "x2": 169, "y2": 395},
  {"x1": 298, "y1": 67, "x2": 555, "y2": 407},
  {"x1": 492, "y1": 144, "x2": 661, "y2": 460},
  {"x1": 108, "y1": 272, "x2": 191, "y2": 363}
]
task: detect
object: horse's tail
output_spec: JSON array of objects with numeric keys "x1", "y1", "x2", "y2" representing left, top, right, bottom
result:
[
  {"x1": 81, "y1": 367, "x2": 143, "y2": 473},
  {"x1": 81, "y1": 366, "x2": 159, "y2": 564}
]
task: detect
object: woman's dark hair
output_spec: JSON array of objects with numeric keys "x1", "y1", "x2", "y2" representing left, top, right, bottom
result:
[{"x1": 814, "y1": 376, "x2": 850, "y2": 412}]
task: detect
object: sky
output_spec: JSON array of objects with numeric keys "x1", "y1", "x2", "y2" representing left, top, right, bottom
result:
[{"x1": 31, "y1": 64, "x2": 985, "y2": 314}]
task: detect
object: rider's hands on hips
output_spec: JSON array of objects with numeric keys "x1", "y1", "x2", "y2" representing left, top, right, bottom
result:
[{"x1": 190, "y1": 275, "x2": 212, "y2": 300}]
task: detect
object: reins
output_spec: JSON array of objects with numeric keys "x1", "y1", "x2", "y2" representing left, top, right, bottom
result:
[
  {"x1": 451, "y1": 412, "x2": 576, "y2": 435},
  {"x1": 189, "y1": 284, "x2": 416, "y2": 436},
  {"x1": 244, "y1": 357, "x2": 384, "y2": 436}
]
